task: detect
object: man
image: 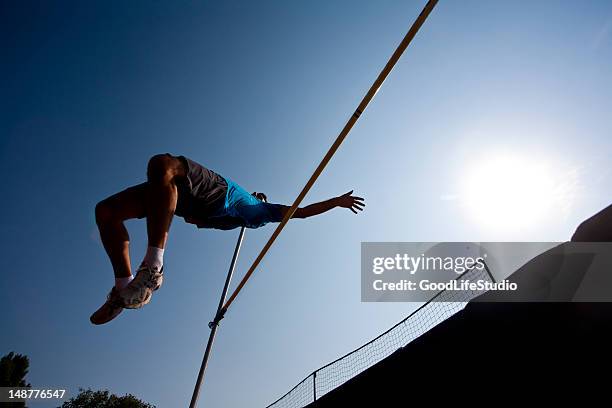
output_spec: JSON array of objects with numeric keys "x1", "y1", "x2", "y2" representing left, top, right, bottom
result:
[{"x1": 91, "y1": 153, "x2": 365, "y2": 325}]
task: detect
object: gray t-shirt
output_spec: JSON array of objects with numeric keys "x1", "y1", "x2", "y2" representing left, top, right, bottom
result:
[{"x1": 175, "y1": 155, "x2": 227, "y2": 219}]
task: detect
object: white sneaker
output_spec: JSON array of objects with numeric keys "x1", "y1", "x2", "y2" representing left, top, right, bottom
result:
[{"x1": 120, "y1": 265, "x2": 164, "y2": 309}]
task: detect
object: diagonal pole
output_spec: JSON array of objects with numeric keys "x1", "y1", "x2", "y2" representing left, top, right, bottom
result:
[
  {"x1": 189, "y1": 226, "x2": 246, "y2": 408},
  {"x1": 220, "y1": 0, "x2": 439, "y2": 316},
  {"x1": 190, "y1": 1, "x2": 439, "y2": 405}
]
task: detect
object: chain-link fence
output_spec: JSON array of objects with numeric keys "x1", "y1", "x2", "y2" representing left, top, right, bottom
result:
[{"x1": 266, "y1": 264, "x2": 494, "y2": 408}]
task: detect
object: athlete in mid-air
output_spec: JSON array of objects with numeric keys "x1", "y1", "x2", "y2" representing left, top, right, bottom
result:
[{"x1": 91, "y1": 153, "x2": 365, "y2": 325}]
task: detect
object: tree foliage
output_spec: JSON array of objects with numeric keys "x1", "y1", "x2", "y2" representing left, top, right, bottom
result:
[
  {"x1": 0, "y1": 352, "x2": 30, "y2": 387},
  {"x1": 60, "y1": 388, "x2": 156, "y2": 408},
  {"x1": 0, "y1": 352, "x2": 31, "y2": 407}
]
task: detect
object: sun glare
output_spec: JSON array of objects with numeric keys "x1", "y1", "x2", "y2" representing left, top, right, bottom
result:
[{"x1": 462, "y1": 153, "x2": 577, "y2": 232}]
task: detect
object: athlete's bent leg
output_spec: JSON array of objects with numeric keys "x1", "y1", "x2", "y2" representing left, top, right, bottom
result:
[
  {"x1": 118, "y1": 154, "x2": 186, "y2": 310},
  {"x1": 91, "y1": 184, "x2": 146, "y2": 325},
  {"x1": 95, "y1": 184, "x2": 146, "y2": 279},
  {"x1": 144, "y1": 153, "x2": 185, "y2": 249}
]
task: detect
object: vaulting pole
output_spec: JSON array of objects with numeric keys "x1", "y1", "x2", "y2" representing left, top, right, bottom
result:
[
  {"x1": 220, "y1": 0, "x2": 439, "y2": 316},
  {"x1": 189, "y1": 227, "x2": 246, "y2": 408}
]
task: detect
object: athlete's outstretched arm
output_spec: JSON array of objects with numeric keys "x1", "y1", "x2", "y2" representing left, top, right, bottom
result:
[{"x1": 279, "y1": 190, "x2": 365, "y2": 219}]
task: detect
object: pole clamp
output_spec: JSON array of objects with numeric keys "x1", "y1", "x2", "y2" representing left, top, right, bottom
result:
[{"x1": 208, "y1": 307, "x2": 227, "y2": 329}]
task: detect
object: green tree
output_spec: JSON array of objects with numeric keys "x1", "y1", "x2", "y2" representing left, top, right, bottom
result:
[
  {"x1": 0, "y1": 352, "x2": 31, "y2": 408},
  {"x1": 0, "y1": 352, "x2": 30, "y2": 387},
  {"x1": 60, "y1": 388, "x2": 156, "y2": 408}
]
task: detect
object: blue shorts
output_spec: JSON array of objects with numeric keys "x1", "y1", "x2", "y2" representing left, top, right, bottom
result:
[{"x1": 210, "y1": 178, "x2": 285, "y2": 229}]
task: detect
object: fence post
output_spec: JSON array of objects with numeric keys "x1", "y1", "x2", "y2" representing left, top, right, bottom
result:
[
  {"x1": 313, "y1": 371, "x2": 317, "y2": 402},
  {"x1": 483, "y1": 260, "x2": 496, "y2": 283}
]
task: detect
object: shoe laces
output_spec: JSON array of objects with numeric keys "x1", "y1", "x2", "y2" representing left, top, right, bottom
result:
[{"x1": 134, "y1": 265, "x2": 162, "y2": 289}]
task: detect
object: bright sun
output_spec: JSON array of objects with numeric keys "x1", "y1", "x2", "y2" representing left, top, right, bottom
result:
[{"x1": 462, "y1": 153, "x2": 576, "y2": 231}]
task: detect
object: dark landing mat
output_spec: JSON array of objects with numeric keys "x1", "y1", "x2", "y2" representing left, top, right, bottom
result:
[{"x1": 307, "y1": 302, "x2": 612, "y2": 407}]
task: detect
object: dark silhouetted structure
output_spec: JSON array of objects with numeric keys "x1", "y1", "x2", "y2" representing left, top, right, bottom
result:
[{"x1": 306, "y1": 205, "x2": 612, "y2": 406}]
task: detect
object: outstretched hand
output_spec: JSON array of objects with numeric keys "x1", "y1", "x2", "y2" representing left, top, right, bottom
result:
[{"x1": 336, "y1": 190, "x2": 365, "y2": 214}]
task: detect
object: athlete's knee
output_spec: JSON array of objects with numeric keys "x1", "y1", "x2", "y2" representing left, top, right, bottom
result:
[
  {"x1": 147, "y1": 153, "x2": 179, "y2": 184},
  {"x1": 95, "y1": 199, "x2": 114, "y2": 226}
]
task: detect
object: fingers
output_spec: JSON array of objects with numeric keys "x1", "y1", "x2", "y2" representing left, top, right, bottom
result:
[
  {"x1": 351, "y1": 201, "x2": 364, "y2": 213},
  {"x1": 343, "y1": 190, "x2": 364, "y2": 202},
  {"x1": 352, "y1": 197, "x2": 365, "y2": 207},
  {"x1": 340, "y1": 190, "x2": 365, "y2": 214}
]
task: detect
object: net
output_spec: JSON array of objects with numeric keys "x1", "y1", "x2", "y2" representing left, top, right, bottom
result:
[{"x1": 266, "y1": 264, "x2": 493, "y2": 407}]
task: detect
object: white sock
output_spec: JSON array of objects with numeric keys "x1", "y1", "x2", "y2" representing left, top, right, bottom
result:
[
  {"x1": 115, "y1": 276, "x2": 133, "y2": 289},
  {"x1": 141, "y1": 246, "x2": 164, "y2": 270}
]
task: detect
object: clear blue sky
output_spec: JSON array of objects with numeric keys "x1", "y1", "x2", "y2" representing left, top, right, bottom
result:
[{"x1": 2, "y1": 1, "x2": 611, "y2": 407}]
